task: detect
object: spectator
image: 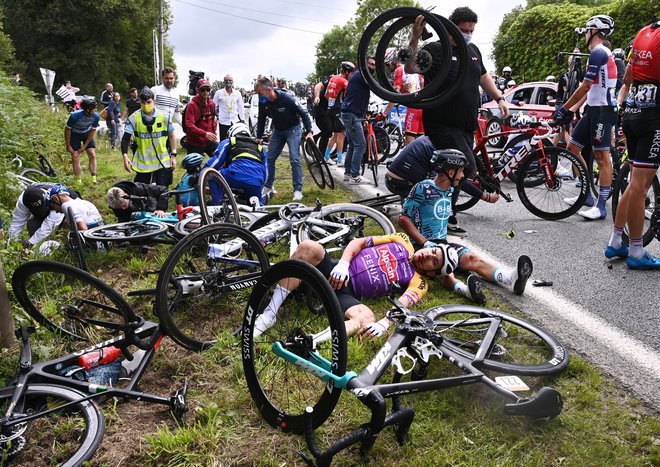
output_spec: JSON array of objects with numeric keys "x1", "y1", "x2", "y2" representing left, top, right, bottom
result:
[
  {"x1": 100, "y1": 83, "x2": 113, "y2": 108},
  {"x1": 12, "y1": 72, "x2": 24, "y2": 86},
  {"x1": 255, "y1": 76, "x2": 313, "y2": 201},
  {"x1": 107, "y1": 92, "x2": 122, "y2": 150},
  {"x1": 151, "y1": 66, "x2": 182, "y2": 127},
  {"x1": 47, "y1": 185, "x2": 104, "y2": 231},
  {"x1": 276, "y1": 76, "x2": 295, "y2": 97},
  {"x1": 106, "y1": 180, "x2": 169, "y2": 222},
  {"x1": 62, "y1": 80, "x2": 80, "y2": 111},
  {"x1": 122, "y1": 87, "x2": 141, "y2": 120},
  {"x1": 185, "y1": 78, "x2": 218, "y2": 157},
  {"x1": 121, "y1": 86, "x2": 177, "y2": 187},
  {"x1": 213, "y1": 74, "x2": 245, "y2": 141},
  {"x1": 64, "y1": 97, "x2": 99, "y2": 185}
]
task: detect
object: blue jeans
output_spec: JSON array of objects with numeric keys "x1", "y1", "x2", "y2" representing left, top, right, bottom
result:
[
  {"x1": 341, "y1": 112, "x2": 365, "y2": 177},
  {"x1": 265, "y1": 125, "x2": 303, "y2": 192}
]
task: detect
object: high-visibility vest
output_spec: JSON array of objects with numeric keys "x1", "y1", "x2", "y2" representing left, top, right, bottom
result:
[
  {"x1": 132, "y1": 111, "x2": 170, "y2": 173},
  {"x1": 228, "y1": 136, "x2": 263, "y2": 164}
]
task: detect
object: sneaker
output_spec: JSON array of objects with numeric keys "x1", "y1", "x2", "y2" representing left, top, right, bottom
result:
[
  {"x1": 578, "y1": 206, "x2": 606, "y2": 220},
  {"x1": 262, "y1": 186, "x2": 277, "y2": 197},
  {"x1": 293, "y1": 190, "x2": 303, "y2": 201},
  {"x1": 447, "y1": 225, "x2": 468, "y2": 238},
  {"x1": 349, "y1": 175, "x2": 370, "y2": 185},
  {"x1": 91, "y1": 175, "x2": 97, "y2": 184},
  {"x1": 467, "y1": 274, "x2": 487, "y2": 306},
  {"x1": 324, "y1": 157, "x2": 336, "y2": 166},
  {"x1": 604, "y1": 244, "x2": 628, "y2": 259},
  {"x1": 448, "y1": 215, "x2": 458, "y2": 227},
  {"x1": 626, "y1": 251, "x2": 660, "y2": 270},
  {"x1": 556, "y1": 167, "x2": 574, "y2": 179},
  {"x1": 253, "y1": 313, "x2": 276, "y2": 338},
  {"x1": 337, "y1": 156, "x2": 345, "y2": 167},
  {"x1": 512, "y1": 255, "x2": 533, "y2": 295},
  {"x1": 343, "y1": 174, "x2": 351, "y2": 182}
]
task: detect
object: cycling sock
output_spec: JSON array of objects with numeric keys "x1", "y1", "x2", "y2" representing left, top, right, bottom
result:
[
  {"x1": 452, "y1": 280, "x2": 470, "y2": 299},
  {"x1": 629, "y1": 236, "x2": 644, "y2": 259},
  {"x1": 337, "y1": 151, "x2": 343, "y2": 162},
  {"x1": 609, "y1": 226, "x2": 623, "y2": 249},
  {"x1": 312, "y1": 327, "x2": 332, "y2": 347},
  {"x1": 324, "y1": 147, "x2": 332, "y2": 159},
  {"x1": 597, "y1": 186, "x2": 611, "y2": 212},
  {"x1": 492, "y1": 267, "x2": 513, "y2": 288},
  {"x1": 262, "y1": 284, "x2": 290, "y2": 322}
]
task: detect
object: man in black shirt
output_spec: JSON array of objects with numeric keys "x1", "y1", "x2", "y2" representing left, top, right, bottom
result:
[
  {"x1": 407, "y1": 7, "x2": 509, "y2": 236},
  {"x1": 122, "y1": 87, "x2": 141, "y2": 120}
]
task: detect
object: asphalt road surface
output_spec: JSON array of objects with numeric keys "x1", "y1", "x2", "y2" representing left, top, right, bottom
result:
[{"x1": 324, "y1": 159, "x2": 660, "y2": 411}]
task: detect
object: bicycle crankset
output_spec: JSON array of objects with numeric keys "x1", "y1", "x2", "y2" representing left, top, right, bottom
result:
[
  {"x1": 357, "y1": 7, "x2": 468, "y2": 109},
  {"x1": 171, "y1": 378, "x2": 189, "y2": 423}
]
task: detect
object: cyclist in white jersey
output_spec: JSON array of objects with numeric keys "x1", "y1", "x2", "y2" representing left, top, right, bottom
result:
[{"x1": 555, "y1": 15, "x2": 618, "y2": 220}]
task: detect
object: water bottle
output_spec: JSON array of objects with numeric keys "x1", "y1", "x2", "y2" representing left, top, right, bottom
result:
[{"x1": 78, "y1": 345, "x2": 122, "y2": 370}]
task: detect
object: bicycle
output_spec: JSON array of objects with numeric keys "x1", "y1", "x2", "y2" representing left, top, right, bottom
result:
[
  {"x1": 359, "y1": 114, "x2": 389, "y2": 187},
  {"x1": 301, "y1": 136, "x2": 335, "y2": 190},
  {"x1": 10, "y1": 151, "x2": 56, "y2": 189},
  {"x1": 241, "y1": 260, "x2": 568, "y2": 466},
  {"x1": 4, "y1": 261, "x2": 188, "y2": 465},
  {"x1": 382, "y1": 104, "x2": 406, "y2": 161},
  {"x1": 456, "y1": 121, "x2": 590, "y2": 220}
]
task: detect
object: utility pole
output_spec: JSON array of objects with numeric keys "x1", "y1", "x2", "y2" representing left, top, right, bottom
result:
[{"x1": 158, "y1": 0, "x2": 165, "y2": 81}]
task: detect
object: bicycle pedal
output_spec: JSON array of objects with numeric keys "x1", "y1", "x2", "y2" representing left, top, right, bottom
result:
[{"x1": 171, "y1": 378, "x2": 189, "y2": 423}]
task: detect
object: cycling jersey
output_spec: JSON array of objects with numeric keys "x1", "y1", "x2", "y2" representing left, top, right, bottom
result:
[
  {"x1": 393, "y1": 65, "x2": 423, "y2": 94},
  {"x1": 61, "y1": 198, "x2": 104, "y2": 228},
  {"x1": 66, "y1": 110, "x2": 100, "y2": 135},
  {"x1": 583, "y1": 44, "x2": 617, "y2": 107},
  {"x1": 325, "y1": 75, "x2": 348, "y2": 113},
  {"x1": 349, "y1": 233, "x2": 428, "y2": 305},
  {"x1": 625, "y1": 23, "x2": 660, "y2": 110},
  {"x1": 401, "y1": 180, "x2": 453, "y2": 244},
  {"x1": 175, "y1": 172, "x2": 200, "y2": 207},
  {"x1": 387, "y1": 136, "x2": 436, "y2": 183}
]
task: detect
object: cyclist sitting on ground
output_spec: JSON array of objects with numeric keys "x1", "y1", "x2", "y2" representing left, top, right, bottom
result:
[
  {"x1": 48, "y1": 184, "x2": 104, "y2": 231},
  {"x1": 253, "y1": 232, "x2": 459, "y2": 341},
  {"x1": 204, "y1": 122, "x2": 269, "y2": 205},
  {"x1": 397, "y1": 149, "x2": 533, "y2": 302},
  {"x1": 175, "y1": 153, "x2": 204, "y2": 207},
  {"x1": 105, "y1": 180, "x2": 169, "y2": 222}
]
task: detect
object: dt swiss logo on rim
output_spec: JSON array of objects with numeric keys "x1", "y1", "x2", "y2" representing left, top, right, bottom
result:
[{"x1": 376, "y1": 246, "x2": 399, "y2": 282}]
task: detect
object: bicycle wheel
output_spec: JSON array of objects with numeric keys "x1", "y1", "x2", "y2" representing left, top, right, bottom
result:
[
  {"x1": 429, "y1": 305, "x2": 569, "y2": 376},
  {"x1": 11, "y1": 261, "x2": 138, "y2": 343},
  {"x1": 612, "y1": 164, "x2": 660, "y2": 246},
  {"x1": 516, "y1": 147, "x2": 589, "y2": 220},
  {"x1": 155, "y1": 223, "x2": 270, "y2": 351},
  {"x1": 19, "y1": 168, "x2": 51, "y2": 184},
  {"x1": 384, "y1": 122, "x2": 403, "y2": 159},
  {"x1": 368, "y1": 134, "x2": 379, "y2": 186},
  {"x1": 0, "y1": 384, "x2": 105, "y2": 467},
  {"x1": 65, "y1": 207, "x2": 87, "y2": 271},
  {"x1": 297, "y1": 203, "x2": 395, "y2": 258},
  {"x1": 242, "y1": 260, "x2": 347, "y2": 433},
  {"x1": 82, "y1": 221, "x2": 168, "y2": 242},
  {"x1": 302, "y1": 138, "x2": 326, "y2": 189},
  {"x1": 197, "y1": 168, "x2": 241, "y2": 225},
  {"x1": 173, "y1": 215, "x2": 203, "y2": 238},
  {"x1": 374, "y1": 126, "x2": 390, "y2": 163}
]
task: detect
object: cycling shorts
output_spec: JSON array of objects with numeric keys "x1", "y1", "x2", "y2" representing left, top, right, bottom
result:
[
  {"x1": 329, "y1": 113, "x2": 345, "y2": 133},
  {"x1": 70, "y1": 130, "x2": 96, "y2": 151},
  {"x1": 316, "y1": 252, "x2": 361, "y2": 313},
  {"x1": 314, "y1": 107, "x2": 332, "y2": 134},
  {"x1": 623, "y1": 108, "x2": 660, "y2": 169},
  {"x1": 569, "y1": 105, "x2": 616, "y2": 152},
  {"x1": 404, "y1": 108, "x2": 424, "y2": 136}
]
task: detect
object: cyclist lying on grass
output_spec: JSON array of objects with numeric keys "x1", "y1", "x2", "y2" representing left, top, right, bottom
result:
[
  {"x1": 253, "y1": 232, "x2": 459, "y2": 341},
  {"x1": 398, "y1": 149, "x2": 533, "y2": 305},
  {"x1": 105, "y1": 180, "x2": 170, "y2": 222}
]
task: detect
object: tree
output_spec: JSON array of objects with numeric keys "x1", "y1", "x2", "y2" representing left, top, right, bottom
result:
[
  {"x1": 0, "y1": 0, "x2": 175, "y2": 96},
  {"x1": 0, "y1": 260, "x2": 15, "y2": 348},
  {"x1": 0, "y1": 8, "x2": 15, "y2": 73}
]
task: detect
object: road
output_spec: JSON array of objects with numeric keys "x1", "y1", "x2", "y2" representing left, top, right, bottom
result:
[{"x1": 323, "y1": 159, "x2": 660, "y2": 411}]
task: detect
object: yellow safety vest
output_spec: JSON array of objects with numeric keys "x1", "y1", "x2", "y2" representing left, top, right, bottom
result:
[{"x1": 132, "y1": 110, "x2": 170, "y2": 173}]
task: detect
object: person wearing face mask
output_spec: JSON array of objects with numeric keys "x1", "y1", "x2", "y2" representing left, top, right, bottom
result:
[
  {"x1": 214, "y1": 73, "x2": 245, "y2": 141},
  {"x1": 407, "y1": 7, "x2": 508, "y2": 237},
  {"x1": 121, "y1": 86, "x2": 177, "y2": 187}
]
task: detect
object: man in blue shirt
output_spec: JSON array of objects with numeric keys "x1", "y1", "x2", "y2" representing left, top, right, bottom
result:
[
  {"x1": 64, "y1": 97, "x2": 100, "y2": 185},
  {"x1": 255, "y1": 77, "x2": 313, "y2": 201}
]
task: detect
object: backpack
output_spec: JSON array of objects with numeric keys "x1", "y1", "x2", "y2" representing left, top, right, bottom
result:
[
  {"x1": 181, "y1": 100, "x2": 214, "y2": 134},
  {"x1": 227, "y1": 136, "x2": 263, "y2": 164}
]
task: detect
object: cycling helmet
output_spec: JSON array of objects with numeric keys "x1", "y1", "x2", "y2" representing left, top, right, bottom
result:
[
  {"x1": 182, "y1": 153, "x2": 204, "y2": 170},
  {"x1": 47, "y1": 184, "x2": 71, "y2": 207},
  {"x1": 507, "y1": 79, "x2": 517, "y2": 87},
  {"x1": 430, "y1": 149, "x2": 468, "y2": 171},
  {"x1": 545, "y1": 75, "x2": 557, "y2": 82},
  {"x1": 503, "y1": 66, "x2": 512, "y2": 73},
  {"x1": 81, "y1": 97, "x2": 97, "y2": 111},
  {"x1": 586, "y1": 15, "x2": 614, "y2": 35},
  {"x1": 340, "y1": 61, "x2": 356, "y2": 73},
  {"x1": 139, "y1": 86, "x2": 154, "y2": 101},
  {"x1": 612, "y1": 48, "x2": 625, "y2": 60},
  {"x1": 435, "y1": 243, "x2": 459, "y2": 276},
  {"x1": 228, "y1": 122, "x2": 251, "y2": 138},
  {"x1": 384, "y1": 48, "x2": 397, "y2": 65},
  {"x1": 22, "y1": 184, "x2": 51, "y2": 209}
]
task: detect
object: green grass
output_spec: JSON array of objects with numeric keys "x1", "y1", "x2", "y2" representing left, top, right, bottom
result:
[{"x1": 1, "y1": 83, "x2": 659, "y2": 465}]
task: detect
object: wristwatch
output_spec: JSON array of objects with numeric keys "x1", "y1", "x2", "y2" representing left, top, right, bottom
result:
[
  {"x1": 170, "y1": 151, "x2": 177, "y2": 157},
  {"x1": 496, "y1": 97, "x2": 504, "y2": 103}
]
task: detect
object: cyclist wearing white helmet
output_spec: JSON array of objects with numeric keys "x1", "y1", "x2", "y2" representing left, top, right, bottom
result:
[
  {"x1": 323, "y1": 61, "x2": 356, "y2": 166},
  {"x1": 555, "y1": 14, "x2": 617, "y2": 220},
  {"x1": 205, "y1": 122, "x2": 269, "y2": 205},
  {"x1": 48, "y1": 184, "x2": 104, "y2": 231}
]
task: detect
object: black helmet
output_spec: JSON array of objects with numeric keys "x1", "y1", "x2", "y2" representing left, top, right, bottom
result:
[
  {"x1": 340, "y1": 61, "x2": 356, "y2": 73},
  {"x1": 139, "y1": 86, "x2": 154, "y2": 101},
  {"x1": 81, "y1": 97, "x2": 97, "y2": 110},
  {"x1": 612, "y1": 48, "x2": 625, "y2": 60},
  {"x1": 431, "y1": 149, "x2": 468, "y2": 171}
]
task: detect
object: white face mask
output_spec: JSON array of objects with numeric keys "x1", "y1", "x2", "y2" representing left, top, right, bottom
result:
[{"x1": 462, "y1": 33, "x2": 472, "y2": 44}]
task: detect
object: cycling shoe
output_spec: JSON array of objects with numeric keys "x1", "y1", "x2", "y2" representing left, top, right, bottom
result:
[
  {"x1": 627, "y1": 252, "x2": 660, "y2": 270},
  {"x1": 604, "y1": 244, "x2": 628, "y2": 259}
]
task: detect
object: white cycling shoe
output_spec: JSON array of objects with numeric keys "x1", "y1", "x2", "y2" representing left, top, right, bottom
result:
[{"x1": 578, "y1": 206, "x2": 607, "y2": 220}]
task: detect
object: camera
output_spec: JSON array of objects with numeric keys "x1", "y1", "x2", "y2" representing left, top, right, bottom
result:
[{"x1": 188, "y1": 70, "x2": 205, "y2": 96}]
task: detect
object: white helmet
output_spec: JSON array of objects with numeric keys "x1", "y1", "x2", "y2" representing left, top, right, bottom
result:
[
  {"x1": 228, "y1": 122, "x2": 251, "y2": 138},
  {"x1": 507, "y1": 79, "x2": 516, "y2": 87},
  {"x1": 436, "y1": 244, "x2": 459, "y2": 276},
  {"x1": 503, "y1": 66, "x2": 512, "y2": 73},
  {"x1": 586, "y1": 15, "x2": 614, "y2": 36},
  {"x1": 384, "y1": 48, "x2": 397, "y2": 65},
  {"x1": 545, "y1": 75, "x2": 557, "y2": 82}
]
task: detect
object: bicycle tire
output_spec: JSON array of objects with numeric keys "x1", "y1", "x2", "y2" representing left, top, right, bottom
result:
[
  {"x1": 18, "y1": 168, "x2": 51, "y2": 184},
  {"x1": 197, "y1": 167, "x2": 241, "y2": 225},
  {"x1": 11, "y1": 261, "x2": 138, "y2": 343},
  {"x1": 368, "y1": 133, "x2": 379, "y2": 186},
  {"x1": 296, "y1": 203, "x2": 395, "y2": 257},
  {"x1": 0, "y1": 384, "x2": 105, "y2": 466},
  {"x1": 429, "y1": 305, "x2": 569, "y2": 376},
  {"x1": 173, "y1": 215, "x2": 202, "y2": 238},
  {"x1": 374, "y1": 126, "x2": 390, "y2": 162},
  {"x1": 384, "y1": 122, "x2": 403, "y2": 159},
  {"x1": 302, "y1": 138, "x2": 326, "y2": 189},
  {"x1": 320, "y1": 154, "x2": 335, "y2": 190},
  {"x1": 242, "y1": 260, "x2": 347, "y2": 433},
  {"x1": 155, "y1": 223, "x2": 269, "y2": 351},
  {"x1": 82, "y1": 220, "x2": 168, "y2": 242},
  {"x1": 65, "y1": 206, "x2": 88, "y2": 271},
  {"x1": 612, "y1": 163, "x2": 660, "y2": 246},
  {"x1": 516, "y1": 146, "x2": 589, "y2": 220},
  {"x1": 454, "y1": 155, "x2": 488, "y2": 213}
]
